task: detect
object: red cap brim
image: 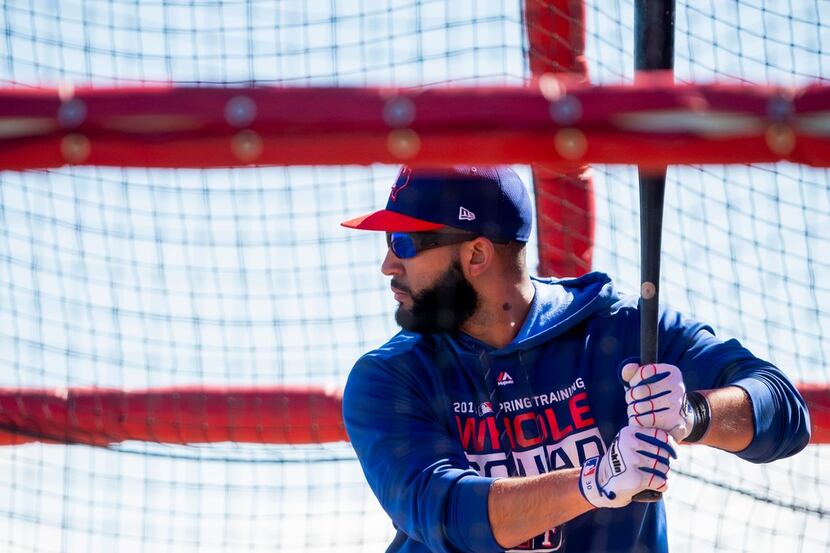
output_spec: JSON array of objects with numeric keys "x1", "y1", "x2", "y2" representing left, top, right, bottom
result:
[{"x1": 341, "y1": 210, "x2": 444, "y2": 232}]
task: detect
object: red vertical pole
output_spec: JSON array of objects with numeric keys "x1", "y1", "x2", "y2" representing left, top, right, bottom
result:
[{"x1": 524, "y1": 0, "x2": 594, "y2": 277}]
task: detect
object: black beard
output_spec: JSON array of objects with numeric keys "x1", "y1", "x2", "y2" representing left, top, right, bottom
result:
[{"x1": 394, "y1": 260, "x2": 479, "y2": 334}]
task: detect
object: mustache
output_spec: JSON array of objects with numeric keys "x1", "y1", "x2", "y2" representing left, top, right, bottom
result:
[{"x1": 390, "y1": 278, "x2": 412, "y2": 295}]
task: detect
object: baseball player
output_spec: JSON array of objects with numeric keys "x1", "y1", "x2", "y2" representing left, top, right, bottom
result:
[{"x1": 341, "y1": 166, "x2": 810, "y2": 552}]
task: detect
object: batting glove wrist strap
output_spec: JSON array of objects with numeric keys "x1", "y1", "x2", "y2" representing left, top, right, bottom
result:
[
  {"x1": 578, "y1": 427, "x2": 677, "y2": 509},
  {"x1": 579, "y1": 456, "x2": 610, "y2": 509},
  {"x1": 683, "y1": 391, "x2": 711, "y2": 443}
]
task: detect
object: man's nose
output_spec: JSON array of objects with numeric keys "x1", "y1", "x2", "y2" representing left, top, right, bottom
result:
[{"x1": 381, "y1": 248, "x2": 403, "y2": 276}]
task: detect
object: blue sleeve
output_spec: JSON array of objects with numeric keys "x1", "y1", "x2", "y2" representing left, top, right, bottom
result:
[
  {"x1": 657, "y1": 309, "x2": 811, "y2": 463},
  {"x1": 342, "y1": 354, "x2": 501, "y2": 553}
]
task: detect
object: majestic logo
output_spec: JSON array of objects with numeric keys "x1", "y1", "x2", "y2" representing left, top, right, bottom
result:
[
  {"x1": 390, "y1": 166, "x2": 412, "y2": 202},
  {"x1": 458, "y1": 206, "x2": 476, "y2": 220},
  {"x1": 496, "y1": 371, "x2": 514, "y2": 386}
]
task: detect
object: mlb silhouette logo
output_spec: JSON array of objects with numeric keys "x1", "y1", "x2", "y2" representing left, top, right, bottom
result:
[{"x1": 583, "y1": 456, "x2": 598, "y2": 477}]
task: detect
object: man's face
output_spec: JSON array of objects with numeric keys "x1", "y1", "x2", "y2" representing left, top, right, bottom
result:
[{"x1": 382, "y1": 244, "x2": 479, "y2": 334}]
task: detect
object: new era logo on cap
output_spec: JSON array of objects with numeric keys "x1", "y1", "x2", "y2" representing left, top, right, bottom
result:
[
  {"x1": 496, "y1": 371, "x2": 514, "y2": 386},
  {"x1": 458, "y1": 206, "x2": 475, "y2": 221}
]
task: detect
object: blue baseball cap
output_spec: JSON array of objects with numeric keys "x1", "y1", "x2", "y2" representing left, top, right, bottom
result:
[{"x1": 341, "y1": 166, "x2": 532, "y2": 242}]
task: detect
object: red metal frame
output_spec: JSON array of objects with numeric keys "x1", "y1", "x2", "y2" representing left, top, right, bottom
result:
[
  {"x1": 525, "y1": 0, "x2": 594, "y2": 277},
  {"x1": 1, "y1": 82, "x2": 828, "y2": 170}
]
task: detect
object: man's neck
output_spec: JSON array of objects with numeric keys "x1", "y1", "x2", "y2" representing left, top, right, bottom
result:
[{"x1": 460, "y1": 276, "x2": 535, "y2": 349}]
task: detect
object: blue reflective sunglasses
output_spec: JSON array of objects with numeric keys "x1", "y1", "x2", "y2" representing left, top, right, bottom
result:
[{"x1": 386, "y1": 231, "x2": 478, "y2": 259}]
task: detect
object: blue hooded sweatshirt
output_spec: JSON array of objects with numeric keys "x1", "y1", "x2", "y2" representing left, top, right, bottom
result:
[{"x1": 342, "y1": 272, "x2": 810, "y2": 553}]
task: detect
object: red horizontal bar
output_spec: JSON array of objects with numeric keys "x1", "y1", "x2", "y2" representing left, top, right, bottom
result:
[
  {"x1": 0, "y1": 386, "x2": 347, "y2": 446},
  {"x1": 0, "y1": 382, "x2": 826, "y2": 446},
  {"x1": 799, "y1": 383, "x2": 830, "y2": 445},
  {"x1": 0, "y1": 80, "x2": 828, "y2": 169}
]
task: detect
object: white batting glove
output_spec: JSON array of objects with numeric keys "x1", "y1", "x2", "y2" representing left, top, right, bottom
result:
[
  {"x1": 579, "y1": 426, "x2": 677, "y2": 509},
  {"x1": 621, "y1": 362, "x2": 692, "y2": 442}
]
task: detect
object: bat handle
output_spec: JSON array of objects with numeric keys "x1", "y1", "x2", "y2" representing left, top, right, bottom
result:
[
  {"x1": 635, "y1": 175, "x2": 666, "y2": 506},
  {"x1": 633, "y1": 0, "x2": 675, "y2": 506}
]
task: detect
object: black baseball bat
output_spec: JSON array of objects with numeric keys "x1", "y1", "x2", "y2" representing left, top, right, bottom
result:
[{"x1": 632, "y1": 0, "x2": 675, "y2": 504}]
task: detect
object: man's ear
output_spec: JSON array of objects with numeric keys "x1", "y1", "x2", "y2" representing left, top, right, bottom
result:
[{"x1": 464, "y1": 237, "x2": 494, "y2": 278}]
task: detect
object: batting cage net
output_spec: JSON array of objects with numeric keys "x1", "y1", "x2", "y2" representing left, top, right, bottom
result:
[{"x1": 0, "y1": 1, "x2": 828, "y2": 552}]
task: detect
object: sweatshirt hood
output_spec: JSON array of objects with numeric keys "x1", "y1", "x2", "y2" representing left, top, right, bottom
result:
[{"x1": 453, "y1": 271, "x2": 619, "y2": 355}]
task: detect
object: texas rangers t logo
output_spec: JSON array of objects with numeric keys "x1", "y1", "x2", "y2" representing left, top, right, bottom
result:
[{"x1": 390, "y1": 166, "x2": 412, "y2": 202}]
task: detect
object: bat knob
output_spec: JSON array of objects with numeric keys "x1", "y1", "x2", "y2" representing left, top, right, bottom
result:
[{"x1": 633, "y1": 490, "x2": 663, "y2": 503}]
